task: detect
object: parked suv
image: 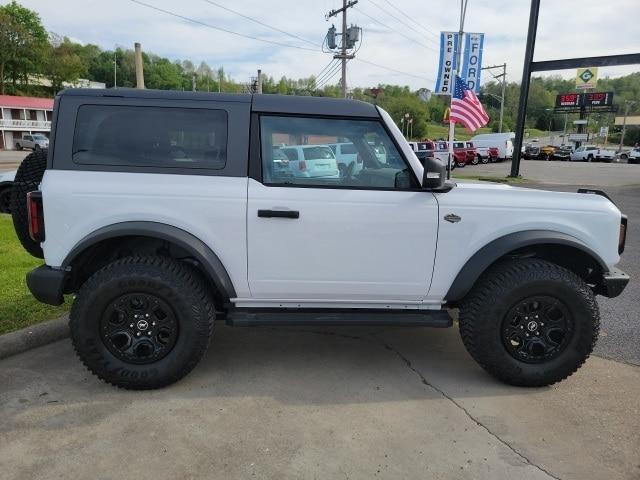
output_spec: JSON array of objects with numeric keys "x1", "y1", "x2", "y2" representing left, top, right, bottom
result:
[
  {"x1": 13, "y1": 89, "x2": 629, "y2": 390},
  {"x1": 16, "y1": 133, "x2": 49, "y2": 151}
]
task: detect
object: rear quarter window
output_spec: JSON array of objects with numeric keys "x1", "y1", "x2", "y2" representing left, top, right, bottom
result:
[{"x1": 72, "y1": 105, "x2": 228, "y2": 169}]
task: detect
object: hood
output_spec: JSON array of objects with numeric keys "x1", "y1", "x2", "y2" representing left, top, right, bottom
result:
[
  {"x1": 445, "y1": 180, "x2": 620, "y2": 215},
  {"x1": 0, "y1": 170, "x2": 16, "y2": 183}
]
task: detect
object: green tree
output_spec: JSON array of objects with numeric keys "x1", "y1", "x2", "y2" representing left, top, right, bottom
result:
[
  {"x1": 0, "y1": 1, "x2": 48, "y2": 94},
  {"x1": 44, "y1": 34, "x2": 86, "y2": 93}
]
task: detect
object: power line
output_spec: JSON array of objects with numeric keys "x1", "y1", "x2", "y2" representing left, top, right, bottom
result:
[
  {"x1": 353, "y1": 6, "x2": 437, "y2": 52},
  {"x1": 380, "y1": 0, "x2": 439, "y2": 38},
  {"x1": 315, "y1": 61, "x2": 343, "y2": 88},
  {"x1": 366, "y1": 0, "x2": 438, "y2": 45},
  {"x1": 129, "y1": 0, "x2": 320, "y2": 52},
  {"x1": 356, "y1": 57, "x2": 435, "y2": 83},
  {"x1": 201, "y1": 0, "x2": 319, "y2": 47},
  {"x1": 314, "y1": 58, "x2": 339, "y2": 80}
]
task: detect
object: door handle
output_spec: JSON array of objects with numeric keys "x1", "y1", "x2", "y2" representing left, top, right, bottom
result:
[{"x1": 258, "y1": 209, "x2": 300, "y2": 219}]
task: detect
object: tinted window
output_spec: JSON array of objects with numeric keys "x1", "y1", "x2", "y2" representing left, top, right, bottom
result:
[
  {"x1": 281, "y1": 148, "x2": 299, "y2": 161},
  {"x1": 341, "y1": 143, "x2": 357, "y2": 154},
  {"x1": 73, "y1": 105, "x2": 228, "y2": 169},
  {"x1": 260, "y1": 116, "x2": 416, "y2": 189}
]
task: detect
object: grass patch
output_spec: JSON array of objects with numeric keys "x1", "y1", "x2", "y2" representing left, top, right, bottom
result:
[
  {"x1": 422, "y1": 124, "x2": 492, "y2": 141},
  {"x1": 453, "y1": 174, "x2": 529, "y2": 184},
  {"x1": 0, "y1": 214, "x2": 69, "y2": 334}
]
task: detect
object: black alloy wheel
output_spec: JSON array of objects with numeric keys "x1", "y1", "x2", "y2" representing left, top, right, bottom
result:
[
  {"x1": 501, "y1": 296, "x2": 573, "y2": 364},
  {"x1": 100, "y1": 292, "x2": 179, "y2": 364}
]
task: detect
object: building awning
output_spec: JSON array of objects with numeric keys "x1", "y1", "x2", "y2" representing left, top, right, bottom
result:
[{"x1": 0, "y1": 95, "x2": 54, "y2": 110}]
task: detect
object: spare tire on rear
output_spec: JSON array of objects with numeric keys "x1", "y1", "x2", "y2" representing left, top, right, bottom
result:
[{"x1": 11, "y1": 149, "x2": 47, "y2": 258}]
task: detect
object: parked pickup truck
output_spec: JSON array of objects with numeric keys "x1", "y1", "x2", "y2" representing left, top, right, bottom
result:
[
  {"x1": 11, "y1": 88, "x2": 629, "y2": 390},
  {"x1": 15, "y1": 133, "x2": 49, "y2": 151},
  {"x1": 474, "y1": 145, "x2": 499, "y2": 164},
  {"x1": 570, "y1": 145, "x2": 615, "y2": 162}
]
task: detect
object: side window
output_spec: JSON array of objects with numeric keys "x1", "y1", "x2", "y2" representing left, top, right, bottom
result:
[
  {"x1": 73, "y1": 105, "x2": 228, "y2": 169},
  {"x1": 281, "y1": 148, "x2": 298, "y2": 161},
  {"x1": 260, "y1": 116, "x2": 416, "y2": 189}
]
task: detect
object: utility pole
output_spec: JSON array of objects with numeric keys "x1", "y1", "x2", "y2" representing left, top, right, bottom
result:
[
  {"x1": 192, "y1": 73, "x2": 196, "y2": 92},
  {"x1": 257, "y1": 69, "x2": 263, "y2": 94},
  {"x1": 619, "y1": 100, "x2": 636, "y2": 152},
  {"x1": 327, "y1": 0, "x2": 358, "y2": 98},
  {"x1": 481, "y1": 63, "x2": 507, "y2": 132},
  {"x1": 134, "y1": 42, "x2": 145, "y2": 89},
  {"x1": 447, "y1": 0, "x2": 469, "y2": 178},
  {"x1": 113, "y1": 51, "x2": 117, "y2": 88},
  {"x1": 218, "y1": 69, "x2": 223, "y2": 93}
]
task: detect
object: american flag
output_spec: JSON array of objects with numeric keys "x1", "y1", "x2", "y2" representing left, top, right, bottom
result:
[{"x1": 450, "y1": 75, "x2": 489, "y2": 131}]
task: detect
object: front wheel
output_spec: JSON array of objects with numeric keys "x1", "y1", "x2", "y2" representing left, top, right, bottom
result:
[
  {"x1": 459, "y1": 258, "x2": 599, "y2": 387},
  {"x1": 480, "y1": 155, "x2": 489, "y2": 164},
  {"x1": 70, "y1": 256, "x2": 215, "y2": 389},
  {"x1": 15, "y1": 143, "x2": 22, "y2": 150},
  {"x1": 471, "y1": 155, "x2": 479, "y2": 165},
  {"x1": 456, "y1": 160, "x2": 466, "y2": 168}
]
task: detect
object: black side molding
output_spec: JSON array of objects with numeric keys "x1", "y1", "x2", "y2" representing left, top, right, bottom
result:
[
  {"x1": 226, "y1": 308, "x2": 452, "y2": 327},
  {"x1": 26, "y1": 265, "x2": 66, "y2": 306},
  {"x1": 445, "y1": 230, "x2": 609, "y2": 302},
  {"x1": 62, "y1": 221, "x2": 237, "y2": 299}
]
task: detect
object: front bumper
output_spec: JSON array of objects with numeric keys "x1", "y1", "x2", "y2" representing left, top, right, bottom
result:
[
  {"x1": 596, "y1": 268, "x2": 630, "y2": 298},
  {"x1": 26, "y1": 265, "x2": 66, "y2": 305}
]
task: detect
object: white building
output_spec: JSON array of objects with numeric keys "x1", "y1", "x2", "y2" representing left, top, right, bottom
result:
[{"x1": 0, "y1": 95, "x2": 54, "y2": 150}]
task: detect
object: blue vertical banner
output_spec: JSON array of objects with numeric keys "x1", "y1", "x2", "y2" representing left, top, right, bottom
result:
[
  {"x1": 434, "y1": 31, "x2": 459, "y2": 95},
  {"x1": 461, "y1": 33, "x2": 485, "y2": 93}
]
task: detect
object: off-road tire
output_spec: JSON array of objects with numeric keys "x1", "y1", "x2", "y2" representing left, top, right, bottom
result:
[
  {"x1": 0, "y1": 187, "x2": 12, "y2": 214},
  {"x1": 70, "y1": 256, "x2": 216, "y2": 390},
  {"x1": 459, "y1": 258, "x2": 599, "y2": 387},
  {"x1": 11, "y1": 148, "x2": 47, "y2": 258}
]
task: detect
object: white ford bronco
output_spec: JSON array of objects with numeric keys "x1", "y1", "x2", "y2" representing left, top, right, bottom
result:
[{"x1": 12, "y1": 89, "x2": 629, "y2": 390}]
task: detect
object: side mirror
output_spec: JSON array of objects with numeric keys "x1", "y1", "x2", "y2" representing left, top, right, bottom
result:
[{"x1": 422, "y1": 156, "x2": 446, "y2": 190}]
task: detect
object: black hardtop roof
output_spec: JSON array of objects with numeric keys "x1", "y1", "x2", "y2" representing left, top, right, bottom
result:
[{"x1": 59, "y1": 88, "x2": 379, "y2": 118}]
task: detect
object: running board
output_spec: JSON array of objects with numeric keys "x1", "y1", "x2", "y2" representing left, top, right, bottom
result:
[{"x1": 226, "y1": 308, "x2": 452, "y2": 328}]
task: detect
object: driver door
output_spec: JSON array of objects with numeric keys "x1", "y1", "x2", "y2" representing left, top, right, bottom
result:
[{"x1": 247, "y1": 114, "x2": 439, "y2": 302}]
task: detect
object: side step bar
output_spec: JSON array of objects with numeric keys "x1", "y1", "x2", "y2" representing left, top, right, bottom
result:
[{"x1": 226, "y1": 308, "x2": 452, "y2": 328}]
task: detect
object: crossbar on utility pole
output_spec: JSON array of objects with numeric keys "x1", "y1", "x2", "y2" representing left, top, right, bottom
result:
[
  {"x1": 327, "y1": 0, "x2": 357, "y2": 98},
  {"x1": 482, "y1": 63, "x2": 507, "y2": 133}
]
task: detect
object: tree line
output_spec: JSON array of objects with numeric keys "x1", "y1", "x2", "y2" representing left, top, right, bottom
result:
[{"x1": 1, "y1": 1, "x2": 638, "y2": 145}]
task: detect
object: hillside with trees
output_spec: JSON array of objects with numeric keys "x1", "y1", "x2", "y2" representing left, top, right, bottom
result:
[{"x1": 1, "y1": 1, "x2": 638, "y2": 144}]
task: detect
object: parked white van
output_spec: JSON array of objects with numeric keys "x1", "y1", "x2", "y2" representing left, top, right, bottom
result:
[{"x1": 470, "y1": 132, "x2": 515, "y2": 160}]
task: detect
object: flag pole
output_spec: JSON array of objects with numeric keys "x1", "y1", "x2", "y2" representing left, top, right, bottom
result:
[{"x1": 448, "y1": 0, "x2": 469, "y2": 179}]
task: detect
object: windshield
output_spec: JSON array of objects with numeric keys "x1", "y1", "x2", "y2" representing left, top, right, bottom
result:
[{"x1": 32, "y1": 134, "x2": 47, "y2": 140}]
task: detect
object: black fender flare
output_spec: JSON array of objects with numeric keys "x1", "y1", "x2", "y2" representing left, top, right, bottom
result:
[
  {"x1": 445, "y1": 230, "x2": 608, "y2": 301},
  {"x1": 62, "y1": 221, "x2": 237, "y2": 300}
]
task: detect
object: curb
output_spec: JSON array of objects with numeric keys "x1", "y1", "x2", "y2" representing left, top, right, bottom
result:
[{"x1": 0, "y1": 315, "x2": 69, "y2": 360}]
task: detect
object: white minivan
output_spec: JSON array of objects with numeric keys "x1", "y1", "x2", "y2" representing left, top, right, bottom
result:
[
  {"x1": 470, "y1": 132, "x2": 515, "y2": 161},
  {"x1": 279, "y1": 145, "x2": 340, "y2": 178}
]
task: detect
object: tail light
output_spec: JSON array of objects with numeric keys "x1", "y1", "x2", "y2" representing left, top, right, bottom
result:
[
  {"x1": 298, "y1": 160, "x2": 307, "y2": 171},
  {"x1": 619, "y1": 215, "x2": 627, "y2": 254},
  {"x1": 27, "y1": 191, "x2": 45, "y2": 242}
]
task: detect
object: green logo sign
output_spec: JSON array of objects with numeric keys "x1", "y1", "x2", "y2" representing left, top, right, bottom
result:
[{"x1": 580, "y1": 69, "x2": 594, "y2": 83}]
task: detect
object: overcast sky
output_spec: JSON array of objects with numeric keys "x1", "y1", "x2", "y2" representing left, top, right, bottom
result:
[{"x1": 12, "y1": 0, "x2": 640, "y2": 89}]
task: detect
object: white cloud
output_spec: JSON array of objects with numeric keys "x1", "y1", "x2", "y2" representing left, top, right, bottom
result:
[{"x1": 14, "y1": 0, "x2": 640, "y2": 89}]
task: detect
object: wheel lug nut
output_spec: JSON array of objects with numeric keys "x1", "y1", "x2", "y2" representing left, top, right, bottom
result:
[
  {"x1": 146, "y1": 314, "x2": 149, "y2": 318},
  {"x1": 136, "y1": 332, "x2": 141, "y2": 336},
  {"x1": 520, "y1": 326, "x2": 524, "y2": 329},
  {"x1": 152, "y1": 322, "x2": 156, "y2": 326},
  {"x1": 129, "y1": 324, "x2": 134, "y2": 328}
]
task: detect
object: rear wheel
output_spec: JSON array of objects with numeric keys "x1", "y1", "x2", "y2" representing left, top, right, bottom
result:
[
  {"x1": 70, "y1": 256, "x2": 215, "y2": 389},
  {"x1": 11, "y1": 149, "x2": 47, "y2": 258},
  {"x1": 480, "y1": 155, "x2": 489, "y2": 164},
  {"x1": 459, "y1": 259, "x2": 599, "y2": 387},
  {"x1": 471, "y1": 155, "x2": 479, "y2": 165},
  {"x1": 15, "y1": 143, "x2": 22, "y2": 150}
]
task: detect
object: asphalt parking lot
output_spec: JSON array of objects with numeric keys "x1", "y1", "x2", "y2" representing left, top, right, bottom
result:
[{"x1": 1, "y1": 151, "x2": 639, "y2": 479}]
